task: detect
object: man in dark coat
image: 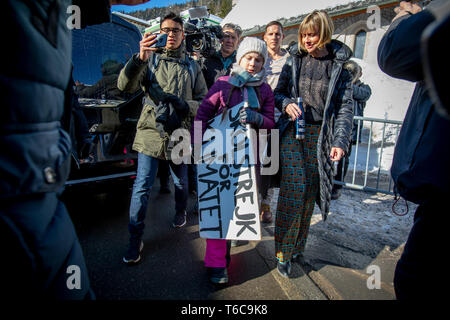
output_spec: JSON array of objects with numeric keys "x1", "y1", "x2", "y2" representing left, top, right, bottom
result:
[
  {"x1": 0, "y1": 0, "x2": 150, "y2": 300},
  {"x1": 377, "y1": 0, "x2": 450, "y2": 300},
  {"x1": 201, "y1": 23, "x2": 242, "y2": 89}
]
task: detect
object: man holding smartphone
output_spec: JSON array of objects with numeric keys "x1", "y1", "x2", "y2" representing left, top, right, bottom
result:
[{"x1": 118, "y1": 12, "x2": 208, "y2": 265}]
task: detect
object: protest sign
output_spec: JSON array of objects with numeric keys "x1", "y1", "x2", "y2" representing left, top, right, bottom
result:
[{"x1": 197, "y1": 102, "x2": 261, "y2": 240}]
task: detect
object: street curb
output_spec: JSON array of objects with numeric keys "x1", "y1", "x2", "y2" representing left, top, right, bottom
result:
[{"x1": 251, "y1": 224, "x2": 329, "y2": 300}]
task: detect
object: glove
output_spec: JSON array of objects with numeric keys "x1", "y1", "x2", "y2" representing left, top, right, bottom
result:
[
  {"x1": 239, "y1": 108, "x2": 264, "y2": 128},
  {"x1": 155, "y1": 100, "x2": 181, "y2": 135},
  {"x1": 164, "y1": 96, "x2": 189, "y2": 120},
  {"x1": 155, "y1": 102, "x2": 169, "y2": 124}
]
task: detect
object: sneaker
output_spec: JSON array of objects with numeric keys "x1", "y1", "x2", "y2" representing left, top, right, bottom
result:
[
  {"x1": 208, "y1": 267, "x2": 228, "y2": 284},
  {"x1": 331, "y1": 188, "x2": 342, "y2": 200},
  {"x1": 277, "y1": 261, "x2": 291, "y2": 278},
  {"x1": 123, "y1": 240, "x2": 144, "y2": 265},
  {"x1": 260, "y1": 203, "x2": 273, "y2": 223},
  {"x1": 172, "y1": 211, "x2": 187, "y2": 228}
]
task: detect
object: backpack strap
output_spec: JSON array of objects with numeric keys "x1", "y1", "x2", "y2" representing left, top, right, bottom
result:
[
  {"x1": 221, "y1": 85, "x2": 238, "y2": 122},
  {"x1": 185, "y1": 55, "x2": 196, "y2": 91},
  {"x1": 254, "y1": 86, "x2": 262, "y2": 110},
  {"x1": 144, "y1": 53, "x2": 160, "y2": 89},
  {"x1": 225, "y1": 85, "x2": 237, "y2": 108},
  {"x1": 152, "y1": 54, "x2": 197, "y2": 90}
]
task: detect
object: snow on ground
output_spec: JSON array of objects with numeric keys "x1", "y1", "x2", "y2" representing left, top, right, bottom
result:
[{"x1": 266, "y1": 187, "x2": 415, "y2": 269}]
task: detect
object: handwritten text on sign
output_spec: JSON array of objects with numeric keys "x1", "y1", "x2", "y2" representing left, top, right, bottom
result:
[{"x1": 197, "y1": 102, "x2": 261, "y2": 240}]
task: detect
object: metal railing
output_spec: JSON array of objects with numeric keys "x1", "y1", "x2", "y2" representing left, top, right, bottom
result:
[{"x1": 333, "y1": 116, "x2": 403, "y2": 195}]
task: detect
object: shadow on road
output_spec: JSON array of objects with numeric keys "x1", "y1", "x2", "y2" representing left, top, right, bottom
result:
[{"x1": 62, "y1": 179, "x2": 279, "y2": 300}]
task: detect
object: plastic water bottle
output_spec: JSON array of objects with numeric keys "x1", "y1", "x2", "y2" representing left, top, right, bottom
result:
[{"x1": 296, "y1": 97, "x2": 305, "y2": 140}]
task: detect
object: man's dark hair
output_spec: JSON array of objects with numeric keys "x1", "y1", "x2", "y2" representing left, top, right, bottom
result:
[
  {"x1": 222, "y1": 23, "x2": 243, "y2": 38},
  {"x1": 160, "y1": 12, "x2": 184, "y2": 28},
  {"x1": 265, "y1": 20, "x2": 284, "y2": 33}
]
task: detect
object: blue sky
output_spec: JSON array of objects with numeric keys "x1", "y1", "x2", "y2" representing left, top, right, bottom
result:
[{"x1": 112, "y1": 0, "x2": 189, "y2": 13}]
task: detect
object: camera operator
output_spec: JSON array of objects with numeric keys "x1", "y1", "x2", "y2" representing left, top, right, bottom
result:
[
  {"x1": 378, "y1": 0, "x2": 450, "y2": 300},
  {"x1": 202, "y1": 23, "x2": 242, "y2": 89},
  {"x1": 118, "y1": 12, "x2": 207, "y2": 265}
]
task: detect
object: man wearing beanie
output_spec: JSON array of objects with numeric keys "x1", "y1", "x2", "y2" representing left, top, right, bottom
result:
[{"x1": 194, "y1": 36, "x2": 275, "y2": 284}]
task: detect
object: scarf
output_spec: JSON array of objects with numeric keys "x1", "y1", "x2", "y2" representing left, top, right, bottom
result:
[
  {"x1": 219, "y1": 50, "x2": 236, "y2": 70},
  {"x1": 228, "y1": 63, "x2": 266, "y2": 109}
]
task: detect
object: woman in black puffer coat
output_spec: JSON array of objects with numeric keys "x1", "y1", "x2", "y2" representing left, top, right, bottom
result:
[{"x1": 273, "y1": 10, "x2": 353, "y2": 278}]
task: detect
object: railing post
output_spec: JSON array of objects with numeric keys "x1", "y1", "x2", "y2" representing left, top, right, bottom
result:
[{"x1": 341, "y1": 116, "x2": 403, "y2": 195}]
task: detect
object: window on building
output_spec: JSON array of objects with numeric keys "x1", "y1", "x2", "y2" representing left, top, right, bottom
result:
[{"x1": 354, "y1": 30, "x2": 366, "y2": 59}]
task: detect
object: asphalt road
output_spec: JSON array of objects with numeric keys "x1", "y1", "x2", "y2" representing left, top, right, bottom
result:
[
  {"x1": 63, "y1": 179, "x2": 289, "y2": 300},
  {"x1": 63, "y1": 176, "x2": 402, "y2": 301}
]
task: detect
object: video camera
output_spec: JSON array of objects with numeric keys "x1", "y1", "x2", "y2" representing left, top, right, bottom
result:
[{"x1": 182, "y1": 6, "x2": 223, "y2": 58}]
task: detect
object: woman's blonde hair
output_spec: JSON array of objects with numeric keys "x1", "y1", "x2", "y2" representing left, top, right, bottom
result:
[{"x1": 298, "y1": 10, "x2": 334, "y2": 52}]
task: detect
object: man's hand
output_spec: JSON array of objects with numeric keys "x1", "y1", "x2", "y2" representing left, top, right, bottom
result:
[
  {"x1": 139, "y1": 32, "x2": 158, "y2": 62},
  {"x1": 393, "y1": 1, "x2": 422, "y2": 22},
  {"x1": 285, "y1": 103, "x2": 302, "y2": 121},
  {"x1": 110, "y1": 0, "x2": 151, "y2": 5},
  {"x1": 330, "y1": 147, "x2": 345, "y2": 162}
]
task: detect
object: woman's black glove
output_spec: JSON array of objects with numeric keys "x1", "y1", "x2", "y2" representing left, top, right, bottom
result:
[{"x1": 239, "y1": 108, "x2": 264, "y2": 128}]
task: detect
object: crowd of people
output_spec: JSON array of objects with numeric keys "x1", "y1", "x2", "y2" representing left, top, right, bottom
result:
[
  {"x1": 119, "y1": 9, "x2": 356, "y2": 283},
  {"x1": 1, "y1": 0, "x2": 448, "y2": 300}
]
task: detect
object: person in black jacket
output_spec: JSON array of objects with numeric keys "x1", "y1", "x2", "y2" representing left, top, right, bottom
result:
[
  {"x1": 332, "y1": 60, "x2": 372, "y2": 200},
  {"x1": 273, "y1": 10, "x2": 353, "y2": 278},
  {"x1": 201, "y1": 23, "x2": 242, "y2": 89},
  {"x1": 0, "y1": 0, "x2": 150, "y2": 300},
  {"x1": 378, "y1": 0, "x2": 450, "y2": 300}
]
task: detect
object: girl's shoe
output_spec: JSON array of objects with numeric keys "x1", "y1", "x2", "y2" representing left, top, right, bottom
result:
[{"x1": 208, "y1": 267, "x2": 228, "y2": 284}]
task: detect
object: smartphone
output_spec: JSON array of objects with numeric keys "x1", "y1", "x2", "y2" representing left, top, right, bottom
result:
[{"x1": 149, "y1": 33, "x2": 167, "y2": 48}]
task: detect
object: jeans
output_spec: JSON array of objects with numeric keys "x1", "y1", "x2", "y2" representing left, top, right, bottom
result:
[
  {"x1": 128, "y1": 153, "x2": 188, "y2": 238},
  {"x1": 158, "y1": 159, "x2": 171, "y2": 188}
]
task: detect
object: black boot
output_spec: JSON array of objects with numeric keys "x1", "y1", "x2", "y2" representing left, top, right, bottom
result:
[{"x1": 277, "y1": 261, "x2": 292, "y2": 278}]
